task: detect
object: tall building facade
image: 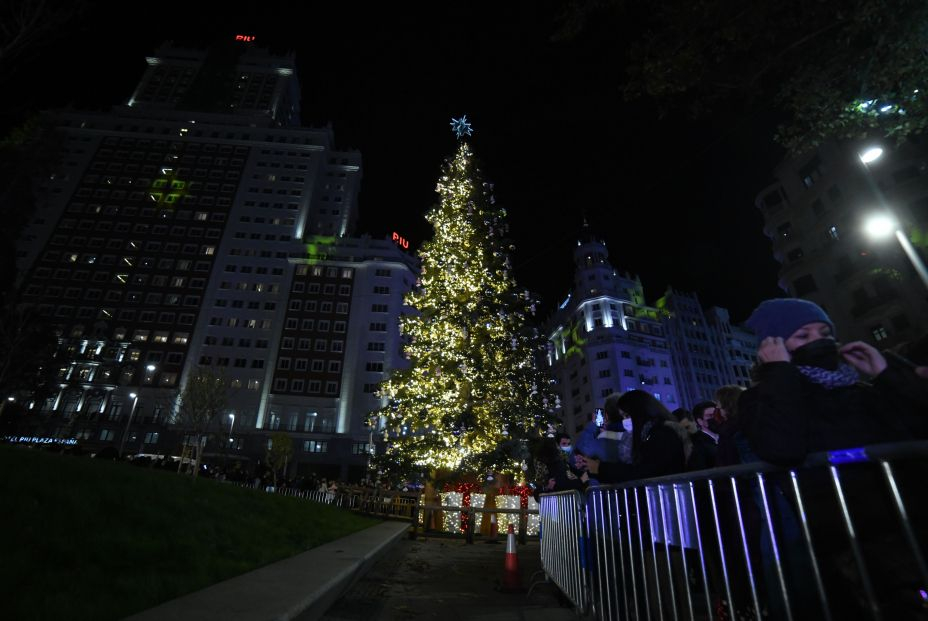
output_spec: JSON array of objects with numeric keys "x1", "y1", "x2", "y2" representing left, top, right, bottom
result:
[
  {"x1": 546, "y1": 231, "x2": 679, "y2": 435},
  {"x1": 755, "y1": 138, "x2": 928, "y2": 349},
  {"x1": 6, "y1": 39, "x2": 415, "y2": 481},
  {"x1": 658, "y1": 289, "x2": 756, "y2": 410}
]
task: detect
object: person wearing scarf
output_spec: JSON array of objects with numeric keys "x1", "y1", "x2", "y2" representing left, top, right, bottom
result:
[
  {"x1": 738, "y1": 298, "x2": 928, "y2": 620},
  {"x1": 739, "y1": 297, "x2": 928, "y2": 465}
]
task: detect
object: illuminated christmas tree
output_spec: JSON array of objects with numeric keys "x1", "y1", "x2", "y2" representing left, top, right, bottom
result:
[{"x1": 373, "y1": 117, "x2": 556, "y2": 476}]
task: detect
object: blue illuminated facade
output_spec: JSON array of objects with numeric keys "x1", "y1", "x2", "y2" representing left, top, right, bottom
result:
[{"x1": 658, "y1": 289, "x2": 756, "y2": 409}]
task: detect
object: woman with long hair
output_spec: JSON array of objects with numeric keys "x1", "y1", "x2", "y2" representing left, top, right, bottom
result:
[{"x1": 576, "y1": 389, "x2": 691, "y2": 483}]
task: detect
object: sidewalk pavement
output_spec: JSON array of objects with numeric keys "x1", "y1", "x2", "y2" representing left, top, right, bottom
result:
[
  {"x1": 124, "y1": 520, "x2": 410, "y2": 621},
  {"x1": 320, "y1": 533, "x2": 577, "y2": 621}
]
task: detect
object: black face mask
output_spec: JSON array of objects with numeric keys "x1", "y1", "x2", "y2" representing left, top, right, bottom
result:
[{"x1": 790, "y1": 338, "x2": 840, "y2": 371}]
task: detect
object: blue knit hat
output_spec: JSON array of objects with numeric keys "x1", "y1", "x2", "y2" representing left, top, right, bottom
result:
[{"x1": 745, "y1": 298, "x2": 835, "y2": 341}]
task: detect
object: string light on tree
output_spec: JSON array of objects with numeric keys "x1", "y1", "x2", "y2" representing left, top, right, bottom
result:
[{"x1": 371, "y1": 119, "x2": 557, "y2": 476}]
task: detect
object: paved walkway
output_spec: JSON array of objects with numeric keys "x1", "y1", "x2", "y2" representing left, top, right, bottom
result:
[
  {"x1": 320, "y1": 534, "x2": 577, "y2": 621},
  {"x1": 123, "y1": 518, "x2": 577, "y2": 621}
]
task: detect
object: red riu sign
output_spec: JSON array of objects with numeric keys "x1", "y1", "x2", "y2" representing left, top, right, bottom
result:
[
  {"x1": 235, "y1": 35, "x2": 256, "y2": 42},
  {"x1": 392, "y1": 232, "x2": 409, "y2": 249}
]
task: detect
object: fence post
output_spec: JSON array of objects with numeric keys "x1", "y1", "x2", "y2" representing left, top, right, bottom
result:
[{"x1": 466, "y1": 506, "x2": 475, "y2": 544}]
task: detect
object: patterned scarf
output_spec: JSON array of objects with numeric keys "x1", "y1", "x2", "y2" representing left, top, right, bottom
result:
[{"x1": 796, "y1": 363, "x2": 859, "y2": 389}]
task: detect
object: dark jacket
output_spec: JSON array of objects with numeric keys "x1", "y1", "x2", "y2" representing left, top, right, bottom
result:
[
  {"x1": 533, "y1": 450, "x2": 584, "y2": 498},
  {"x1": 738, "y1": 358, "x2": 928, "y2": 466},
  {"x1": 596, "y1": 420, "x2": 691, "y2": 484},
  {"x1": 715, "y1": 418, "x2": 746, "y2": 467}
]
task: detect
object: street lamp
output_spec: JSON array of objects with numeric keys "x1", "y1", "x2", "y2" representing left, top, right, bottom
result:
[
  {"x1": 228, "y1": 413, "x2": 235, "y2": 445},
  {"x1": 858, "y1": 146, "x2": 884, "y2": 164},
  {"x1": 856, "y1": 144, "x2": 928, "y2": 291},
  {"x1": 119, "y1": 392, "x2": 139, "y2": 458},
  {"x1": 863, "y1": 213, "x2": 928, "y2": 290}
]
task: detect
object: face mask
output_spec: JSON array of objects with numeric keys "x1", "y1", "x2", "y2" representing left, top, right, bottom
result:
[
  {"x1": 560, "y1": 445, "x2": 572, "y2": 453},
  {"x1": 790, "y1": 338, "x2": 840, "y2": 371},
  {"x1": 622, "y1": 418, "x2": 633, "y2": 432}
]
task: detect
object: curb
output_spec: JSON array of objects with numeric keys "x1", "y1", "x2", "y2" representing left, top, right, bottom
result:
[{"x1": 124, "y1": 521, "x2": 410, "y2": 621}]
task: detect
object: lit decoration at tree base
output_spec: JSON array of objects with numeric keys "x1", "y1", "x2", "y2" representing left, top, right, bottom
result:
[
  {"x1": 440, "y1": 488, "x2": 486, "y2": 533},
  {"x1": 495, "y1": 485, "x2": 539, "y2": 536}
]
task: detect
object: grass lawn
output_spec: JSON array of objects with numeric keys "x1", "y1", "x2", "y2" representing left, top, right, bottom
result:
[{"x1": 0, "y1": 444, "x2": 380, "y2": 621}]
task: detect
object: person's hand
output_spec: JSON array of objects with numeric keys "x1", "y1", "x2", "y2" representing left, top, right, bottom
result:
[
  {"x1": 840, "y1": 341, "x2": 888, "y2": 376},
  {"x1": 758, "y1": 336, "x2": 791, "y2": 363},
  {"x1": 545, "y1": 478, "x2": 556, "y2": 491},
  {"x1": 580, "y1": 471, "x2": 590, "y2": 484},
  {"x1": 573, "y1": 454, "x2": 587, "y2": 471}
]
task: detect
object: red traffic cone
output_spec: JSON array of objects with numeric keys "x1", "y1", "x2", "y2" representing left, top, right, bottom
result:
[
  {"x1": 499, "y1": 524, "x2": 523, "y2": 592},
  {"x1": 486, "y1": 513, "x2": 499, "y2": 544}
]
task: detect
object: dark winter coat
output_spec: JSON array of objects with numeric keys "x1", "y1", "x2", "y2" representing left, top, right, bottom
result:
[
  {"x1": 533, "y1": 450, "x2": 584, "y2": 499},
  {"x1": 595, "y1": 420, "x2": 692, "y2": 484},
  {"x1": 687, "y1": 424, "x2": 719, "y2": 471},
  {"x1": 738, "y1": 359, "x2": 928, "y2": 466},
  {"x1": 738, "y1": 358, "x2": 928, "y2": 619}
]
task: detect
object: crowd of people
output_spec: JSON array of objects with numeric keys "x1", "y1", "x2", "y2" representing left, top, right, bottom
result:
[{"x1": 532, "y1": 297, "x2": 928, "y2": 619}]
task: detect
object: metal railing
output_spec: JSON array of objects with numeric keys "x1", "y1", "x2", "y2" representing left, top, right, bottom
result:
[
  {"x1": 538, "y1": 440, "x2": 928, "y2": 621},
  {"x1": 539, "y1": 489, "x2": 590, "y2": 613}
]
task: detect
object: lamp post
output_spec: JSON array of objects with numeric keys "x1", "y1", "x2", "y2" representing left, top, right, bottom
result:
[
  {"x1": 857, "y1": 145, "x2": 928, "y2": 291},
  {"x1": 863, "y1": 213, "x2": 928, "y2": 291},
  {"x1": 119, "y1": 392, "x2": 139, "y2": 458},
  {"x1": 228, "y1": 413, "x2": 235, "y2": 445}
]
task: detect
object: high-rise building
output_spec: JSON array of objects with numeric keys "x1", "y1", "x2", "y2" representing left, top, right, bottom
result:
[
  {"x1": 658, "y1": 289, "x2": 756, "y2": 410},
  {"x1": 6, "y1": 38, "x2": 415, "y2": 481},
  {"x1": 545, "y1": 229, "x2": 679, "y2": 435},
  {"x1": 755, "y1": 138, "x2": 928, "y2": 349}
]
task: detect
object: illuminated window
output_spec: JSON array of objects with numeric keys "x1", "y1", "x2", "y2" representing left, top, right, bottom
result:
[
  {"x1": 871, "y1": 325, "x2": 889, "y2": 341},
  {"x1": 303, "y1": 440, "x2": 327, "y2": 453}
]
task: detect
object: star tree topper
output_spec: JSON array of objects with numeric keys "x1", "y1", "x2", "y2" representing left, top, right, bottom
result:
[{"x1": 450, "y1": 115, "x2": 473, "y2": 138}]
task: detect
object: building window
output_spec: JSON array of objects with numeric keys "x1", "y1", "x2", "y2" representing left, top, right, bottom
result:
[
  {"x1": 303, "y1": 440, "x2": 327, "y2": 453},
  {"x1": 871, "y1": 325, "x2": 889, "y2": 342}
]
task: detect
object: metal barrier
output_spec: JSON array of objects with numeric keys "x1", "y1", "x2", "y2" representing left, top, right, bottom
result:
[
  {"x1": 538, "y1": 489, "x2": 590, "y2": 613},
  {"x1": 541, "y1": 440, "x2": 928, "y2": 621}
]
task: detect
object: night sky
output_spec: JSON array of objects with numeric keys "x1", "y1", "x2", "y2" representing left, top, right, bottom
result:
[{"x1": 4, "y1": 1, "x2": 785, "y2": 322}]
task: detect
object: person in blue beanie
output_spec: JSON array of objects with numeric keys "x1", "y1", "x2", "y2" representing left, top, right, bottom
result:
[
  {"x1": 739, "y1": 297, "x2": 927, "y2": 464},
  {"x1": 738, "y1": 297, "x2": 928, "y2": 619}
]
